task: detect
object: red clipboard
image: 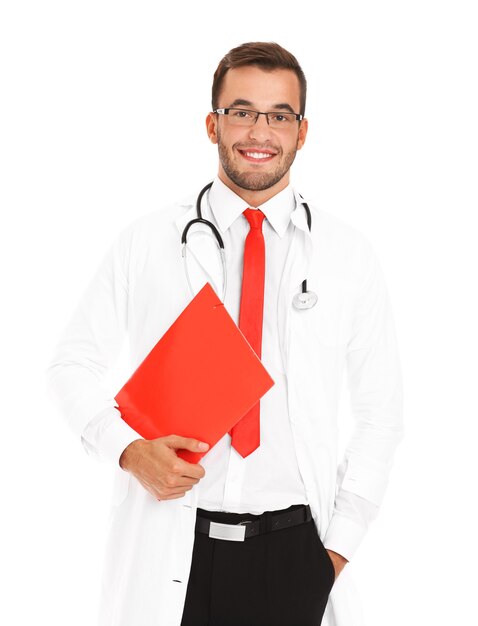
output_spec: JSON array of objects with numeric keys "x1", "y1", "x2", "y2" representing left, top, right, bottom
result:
[{"x1": 115, "y1": 282, "x2": 274, "y2": 463}]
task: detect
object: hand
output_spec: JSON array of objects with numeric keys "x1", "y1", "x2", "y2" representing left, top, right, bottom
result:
[
  {"x1": 119, "y1": 435, "x2": 209, "y2": 501},
  {"x1": 326, "y1": 549, "x2": 349, "y2": 581}
]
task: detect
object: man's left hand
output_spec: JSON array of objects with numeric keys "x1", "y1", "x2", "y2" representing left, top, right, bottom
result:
[{"x1": 326, "y1": 549, "x2": 349, "y2": 581}]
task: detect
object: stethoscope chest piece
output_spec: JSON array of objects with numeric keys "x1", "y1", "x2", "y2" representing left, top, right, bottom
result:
[{"x1": 293, "y1": 290, "x2": 318, "y2": 310}]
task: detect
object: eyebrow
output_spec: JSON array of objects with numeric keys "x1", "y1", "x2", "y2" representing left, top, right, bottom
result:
[{"x1": 227, "y1": 99, "x2": 297, "y2": 114}]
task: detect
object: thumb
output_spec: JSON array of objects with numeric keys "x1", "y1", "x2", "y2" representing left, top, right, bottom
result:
[{"x1": 165, "y1": 435, "x2": 209, "y2": 453}]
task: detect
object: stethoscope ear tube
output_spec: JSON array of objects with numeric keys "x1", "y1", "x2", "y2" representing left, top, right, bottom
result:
[
  {"x1": 181, "y1": 217, "x2": 225, "y2": 249},
  {"x1": 195, "y1": 182, "x2": 214, "y2": 220},
  {"x1": 181, "y1": 182, "x2": 225, "y2": 249}
]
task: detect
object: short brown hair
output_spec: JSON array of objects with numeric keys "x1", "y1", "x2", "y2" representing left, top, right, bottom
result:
[{"x1": 212, "y1": 42, "x2": 307, "y2": 116}]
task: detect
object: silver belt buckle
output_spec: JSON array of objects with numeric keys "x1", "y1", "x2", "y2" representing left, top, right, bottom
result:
[{"x1": 208, "y1": 521, "x2": 246, "y2": 542}]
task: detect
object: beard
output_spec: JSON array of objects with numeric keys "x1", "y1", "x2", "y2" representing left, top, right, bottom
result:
[{"x1": 217, "y1": 130, "x2": 299, "y2": 191}]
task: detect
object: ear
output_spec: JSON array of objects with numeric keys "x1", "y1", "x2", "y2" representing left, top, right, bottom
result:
[
  {"x1": 296, "y1": 118, "x2": 309, "y2": 150},
  {"x1": 206, "y1": 112, "x2": 218, "y2": 145}
]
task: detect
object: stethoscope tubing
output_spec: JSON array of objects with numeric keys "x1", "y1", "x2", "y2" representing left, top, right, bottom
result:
[{"x1": 181, "y1": 181, "x2": 317, "y2": 309}]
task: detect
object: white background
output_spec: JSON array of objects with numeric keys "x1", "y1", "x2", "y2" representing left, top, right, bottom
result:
[{"x1": 1, "y1": 0, "x2": 477, "y2": 624}]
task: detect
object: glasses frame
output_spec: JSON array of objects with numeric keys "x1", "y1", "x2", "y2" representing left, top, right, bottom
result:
[{"x1": 213, "y1": 107, "x2": 304, "y2": 126}]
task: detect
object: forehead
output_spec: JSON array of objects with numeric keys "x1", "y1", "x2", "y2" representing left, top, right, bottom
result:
[{"x1": 219, "y1": 66, "x2": 301, "y2": 110}]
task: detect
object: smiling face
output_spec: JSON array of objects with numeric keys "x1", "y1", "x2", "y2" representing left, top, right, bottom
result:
[{"x1": 206, "y1": 65, "x2": 308, "y2": 206}]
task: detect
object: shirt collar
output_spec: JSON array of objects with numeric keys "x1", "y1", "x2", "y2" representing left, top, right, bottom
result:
[{"x1": 208, "y1": 176, "x2": 297, "y2": 239}]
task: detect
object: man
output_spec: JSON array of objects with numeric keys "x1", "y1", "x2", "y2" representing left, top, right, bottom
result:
[{"x1": 46, "y1": 42, "x2": 403, "y2": 626}]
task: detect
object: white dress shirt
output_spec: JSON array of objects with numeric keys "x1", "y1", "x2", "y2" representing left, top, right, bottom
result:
[{"x1": 82, "y1": 177, "x2": 378, "y2": 549}]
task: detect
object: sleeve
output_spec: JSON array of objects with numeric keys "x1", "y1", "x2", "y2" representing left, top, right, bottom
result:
[
  {"x1": 81, "y1": 406, "x2": 141, "y2": 466},
  {"x1": 45, "y1": 224, "x2": 143, "y2": 467},
  {"x1": 323, "y1": 238, "x2": 404, "y2": 561}
]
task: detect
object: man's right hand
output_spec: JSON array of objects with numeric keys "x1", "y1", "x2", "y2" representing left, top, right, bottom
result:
[{"x1": 119, "y1": 435, "x2": 209, "y2": 501}]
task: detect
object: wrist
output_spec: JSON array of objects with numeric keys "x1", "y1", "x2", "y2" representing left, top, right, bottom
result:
[
  {"x1": 119, "y1": 438, "x2": 145, "y2": 471},
  {"x1": 326, "y1": 549, "x2": 349, "y2": 580}
]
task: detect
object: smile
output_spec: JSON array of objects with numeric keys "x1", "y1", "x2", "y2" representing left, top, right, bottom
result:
[{"x1": 238, "y1": 149, "x2": 277, "y2": 163}]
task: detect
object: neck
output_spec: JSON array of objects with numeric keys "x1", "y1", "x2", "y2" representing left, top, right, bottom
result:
[{"x1": 217, "y1": 171, "x2": 290, "y2": 207}]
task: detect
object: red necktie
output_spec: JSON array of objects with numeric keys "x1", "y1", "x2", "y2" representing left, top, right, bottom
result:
[{"x1": 230, "y1": 208, "x2": 266, "y2": 457}]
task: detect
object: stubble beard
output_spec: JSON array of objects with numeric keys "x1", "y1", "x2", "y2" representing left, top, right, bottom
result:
[{"x1": 217, "y1": 130, "x2": 299, "y2": 192}]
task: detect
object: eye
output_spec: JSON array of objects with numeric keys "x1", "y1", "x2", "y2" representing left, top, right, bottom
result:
[
  {"x1": 232, "y1": 109, "x2": 253, "y2": 118},
  {"x1": 270, "y1": 113, "x2": 292, "y2": 123}
]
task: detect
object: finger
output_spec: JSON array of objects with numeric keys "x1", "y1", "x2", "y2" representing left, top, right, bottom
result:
[
  {"x1": 168, "y1": 476, "x2": 200, "y2": 488},
  {"x1": 157, "y1": 490, "x2": 187, "y2": 500},
  {"x1": 169, "y1": 457, "x2": 206, "y2": 480},
  {"x1": 139, "y1": 474, "x2": 197, "y2": 496},
  {"x1": 163, "y1": 435, "x2": 209, "y2": 454},
  {"x1": 158, "y1": 476, "x2": 196, "y2": 491}
]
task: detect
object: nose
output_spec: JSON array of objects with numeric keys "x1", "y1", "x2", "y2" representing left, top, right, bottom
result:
[{"x1": 247, "y1": 113, "x2": 273, "y2": 142}]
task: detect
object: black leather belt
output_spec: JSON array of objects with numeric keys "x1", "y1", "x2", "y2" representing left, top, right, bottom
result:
[{"x1": 196, "y1": 504, "x2": 312, "y2": 542}]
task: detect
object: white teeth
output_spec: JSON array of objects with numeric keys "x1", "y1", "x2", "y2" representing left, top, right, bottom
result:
[{"x1": 244, "y1": 151, "x2": 273, "y2": 159}]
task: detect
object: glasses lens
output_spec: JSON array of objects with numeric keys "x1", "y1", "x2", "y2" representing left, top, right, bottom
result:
[
  {"x1": 267, "y1": 113, "x2": 297, "y2": 128},
  {"x1": 225, "y1": 109, "x2": 298, "y2": 128},
  {"x1": 226, "y1": 109, "x2": 257, "y2": 125}
]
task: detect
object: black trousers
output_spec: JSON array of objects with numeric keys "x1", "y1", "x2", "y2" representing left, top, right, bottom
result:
[{"x1": 180, "y1": 505, "x2": 335, "y2": 626}]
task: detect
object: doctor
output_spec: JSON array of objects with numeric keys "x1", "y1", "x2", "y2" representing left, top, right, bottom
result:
[{"x1": 46, "y1": 42, "x2": 403, "y2": 626}]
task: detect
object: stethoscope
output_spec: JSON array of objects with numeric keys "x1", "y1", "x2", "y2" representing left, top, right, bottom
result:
[{"x1": 181, "y1": 181, "x2": 318, "y2": 310}]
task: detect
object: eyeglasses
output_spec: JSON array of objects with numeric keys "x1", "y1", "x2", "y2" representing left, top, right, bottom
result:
[{"x1": 214, "y1": 108, "x2": 303, "y2": 128}]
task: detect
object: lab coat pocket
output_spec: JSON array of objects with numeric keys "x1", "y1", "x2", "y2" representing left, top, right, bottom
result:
[
  {"x1": 324, "y1": 548, "x2": 336, "y2": 589},
  {"x1": 312, "y1": 522, "x2": 336, "y2": 588},
  {"x1": 307, "y1": 276, "x2": 353, "y2": 348}
]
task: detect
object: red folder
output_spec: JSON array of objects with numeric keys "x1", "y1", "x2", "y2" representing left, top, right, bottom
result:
[{"x1": 115, "y1": 282, "x2": 274, "y2": 464}]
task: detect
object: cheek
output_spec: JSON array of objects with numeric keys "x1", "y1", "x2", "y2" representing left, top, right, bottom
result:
[
  {"x1": 287, "y1": 135, "x2": 301, "y2": 153},
  {"x1": 279, "y1": 139, "x2": 293, "y2": 156},
  {"x1": 226, "y1": 126, "x2": 263, "y2": 149},
  {"x1": 228, "y1": 129, "x2": 249, "y2": 148},
  {"x1": 218, "y1": 128, "x2": 234, "y2": 149}
]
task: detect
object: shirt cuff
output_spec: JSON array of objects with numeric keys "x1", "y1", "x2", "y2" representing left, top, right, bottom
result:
[
  {"x1": 81, "y1": 407, "x2": 143, "y2": 467},
  {"x1": 322, "y1": 513, "x2": 368, "y2": 562}
]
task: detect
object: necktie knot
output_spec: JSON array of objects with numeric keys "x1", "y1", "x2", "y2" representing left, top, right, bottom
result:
[{"x1": 243, "y1": 208, "x2": 266, "y2": 230}]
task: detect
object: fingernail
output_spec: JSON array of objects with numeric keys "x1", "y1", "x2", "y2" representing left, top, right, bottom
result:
[{"x1": 198, "y1": 442, "x2": 209, "y2": 451}]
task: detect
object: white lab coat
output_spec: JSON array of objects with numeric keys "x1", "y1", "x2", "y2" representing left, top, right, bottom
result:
[{"x1": 47, "y1": 190, "x2": 403, "y2": 626}]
